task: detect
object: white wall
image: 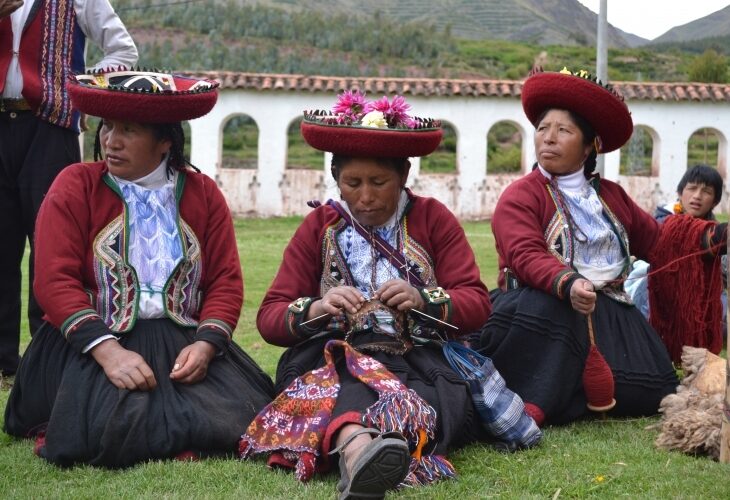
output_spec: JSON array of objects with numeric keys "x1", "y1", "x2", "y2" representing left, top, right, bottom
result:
[{"x1": 188, "y1": 88, "x2": 730, "y2": 219}]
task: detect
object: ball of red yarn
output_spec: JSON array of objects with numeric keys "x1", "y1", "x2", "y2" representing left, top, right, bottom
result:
[{"x1": 582, "y1": 345, "x2": 616, "y2": 412}]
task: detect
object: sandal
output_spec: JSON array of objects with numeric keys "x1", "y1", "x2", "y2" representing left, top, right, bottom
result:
[{"x1": 330, "y1": 427, "x2": 410, "y2": 500}]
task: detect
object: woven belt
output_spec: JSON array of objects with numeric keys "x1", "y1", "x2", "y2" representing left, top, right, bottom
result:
[{"x1": 0, "y1": 98, "x2": 32, "y2": 112}]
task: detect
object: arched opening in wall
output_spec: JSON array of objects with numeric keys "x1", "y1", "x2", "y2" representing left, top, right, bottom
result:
[
  {"x1": 620, "y1": 125, "x2": 655, "y2": 176},
  {"x1": 82, "y1": 118, "x2": 192, "y2": 163},
  {"x1": 687, "y1": 128, "x2": 722, "y2": 173},
  {"x1": 287, "y1": 117, "x2": 323, "y2": 170},
  {"x1": 419, "y1": 121, "x2": 457, "y2": 174},
  {"x1": 486, "y1": 121, "x2": 522, "y2": 174},
  {"x1": 221, "y1": 115, "x2": 258, "y2": 169}
]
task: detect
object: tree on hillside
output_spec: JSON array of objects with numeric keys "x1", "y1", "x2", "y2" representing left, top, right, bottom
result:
[{"x1": 688, "y1": 49, "x2": 728, "y2": 83}]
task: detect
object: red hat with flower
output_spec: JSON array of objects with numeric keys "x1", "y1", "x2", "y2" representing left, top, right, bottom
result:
[
  {"x1": 301, "y1": 91, "x2": 442, "y2": 158},
  {"x1": 67, "y1": 68, "x2": 218, "y2": 123},
  {"x1": 521, "y1": 67, "x2": 633, "y2": 153}
]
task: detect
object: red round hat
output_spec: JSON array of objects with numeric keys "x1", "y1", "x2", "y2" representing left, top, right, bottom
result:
[
  {"x1": 521, "y1": 68, "x2": 633, "y2": 153},
  {"x1": 68, "y1": 69, "x2": 218, "y2": 123},
  {"x1": 301, "y1": 117, "x2": 442, "y2": 158},
  {"x1": 300, "y1": 91, "x2": 442, "y2": 158}
]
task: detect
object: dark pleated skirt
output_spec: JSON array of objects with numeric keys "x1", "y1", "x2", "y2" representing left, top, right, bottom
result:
[
  {"x1": 275, "y1": 331, "x2": 485, "y2": 457},
  {"x1": 478, "y1": 288, "x2": 678, "y2": 425},
  {"x1": 4, "y1": 319, "x2": 275, "y2": 468}
]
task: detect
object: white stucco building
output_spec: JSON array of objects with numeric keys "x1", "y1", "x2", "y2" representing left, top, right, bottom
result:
[{"x1": 185, "y1": 72, "x2": 730, "y2": 219}]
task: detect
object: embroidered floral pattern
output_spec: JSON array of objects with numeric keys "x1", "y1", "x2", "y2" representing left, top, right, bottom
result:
[
  {"x1": 165, "y1": 219, "x2": 203, "y2": 326},
  {"x1": 92, "y1": 215, "x2": 137, "y2": 332},
  {"x1": 90, "y1": 203, "x2": 204, "y2": 332},
  {"x1": 544, "y1": 182, "x2": 633, "y2": 303}
]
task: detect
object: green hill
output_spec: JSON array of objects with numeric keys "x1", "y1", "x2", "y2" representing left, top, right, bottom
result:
[
  {"x1": 219, "y1": 0, "x2": 642, "y2": 46},
  {"x1": 102, "y1": 0, "x2": 724, "y2": 82},
  {"x1": 652, "y1": 5, "x2": 730, "y2": 44}
]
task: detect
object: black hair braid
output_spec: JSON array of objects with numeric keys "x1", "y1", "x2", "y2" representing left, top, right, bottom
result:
[
  {"x1": 156, "y1": 123, "x2": 201, "y2": 174},
  {"x1": 583, "y1": 149, "x2": 598, "y2": 177},
  {"x1": 166, "y1": 123, "x2": 187, "y2": 171},
  {"x1": 93, "y1": 119, "x2": 104, "y2": 161}
]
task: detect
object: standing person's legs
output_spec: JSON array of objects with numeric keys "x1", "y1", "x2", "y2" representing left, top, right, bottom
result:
[
  {"x1": 0, "y1": 111, "x2": 34, "y2": 375},
  {"x1": 19, "y1": 119, "x2": 81, "y2": 334},
  {"x1": 0, "y1": 112, "x2": 80, "y2": 375}
]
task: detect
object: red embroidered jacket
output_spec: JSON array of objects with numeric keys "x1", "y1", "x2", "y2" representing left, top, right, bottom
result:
[
  {"x1": 34, "y1": 161, "x2": 242, "y2": 352},
  {"x1": 492, "y1": 168, "x2": 723, "y2": 301},
  {"x1": 257, "y1": 193, "x2": 491, "y2": 347}
]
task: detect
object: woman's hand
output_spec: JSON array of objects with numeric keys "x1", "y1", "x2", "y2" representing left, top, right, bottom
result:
[
  {"x1": 312, "y1": 286, "x2": 366, "y2": 317},
  {"x1": 374, "y1": 279, "x2": 425, "y2": 312},
  {"x1": 170, "y1": 341, "x2": 217, "y2": 384},
  {"x1": 570, "y1": 278, "x2": 596, "y2": 314},
  {"x1": 91, "y1": 339, "x2": 157, "y2": 391},
  {"x1": 0, "y1": 0, "x2": 23, "y2": 19}
]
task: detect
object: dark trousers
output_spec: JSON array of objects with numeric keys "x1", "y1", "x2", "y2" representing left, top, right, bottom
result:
[{"x1": 0, "y1": 111, "x2": 80, "y2": 374}]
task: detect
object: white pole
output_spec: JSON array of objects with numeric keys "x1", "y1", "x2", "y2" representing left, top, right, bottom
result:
[{"x1": 596, "y1": 0, "x2": 608, "y2": 177}]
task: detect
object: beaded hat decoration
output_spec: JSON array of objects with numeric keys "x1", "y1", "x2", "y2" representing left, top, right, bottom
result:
[
  {"x1": 521, "y1": 67, "x2": 633, "y2": 153},
  {"x1": 300, "y1": 91, "x2": 442, "y2": 158},
  {"x1": 68, "y1": 67, "x2": 218, "y2": 123}
]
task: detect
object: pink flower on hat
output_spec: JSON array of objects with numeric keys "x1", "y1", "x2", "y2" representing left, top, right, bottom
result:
[
  {"x1": 332, "y1": 90, "x2": 368, "y2": 125},
  {"x1": 365, "y1": 95, "x2": 413, "y2": 128}
]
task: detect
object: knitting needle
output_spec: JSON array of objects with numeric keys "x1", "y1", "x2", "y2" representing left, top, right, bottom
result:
[
  {"x1": 299, "y1": 309, "x2": 458, "y2": 330},
  {"x1": 299, "y1": 312, "x2": 331, "y2": 327},
  {"x1": 410, "y1": 309, "x2": 459, "y2": 330}
]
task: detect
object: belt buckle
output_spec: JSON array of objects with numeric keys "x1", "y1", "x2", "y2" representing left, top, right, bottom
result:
[{"x1": 0, "y1": 98, "x2": 28, "y2": 112}]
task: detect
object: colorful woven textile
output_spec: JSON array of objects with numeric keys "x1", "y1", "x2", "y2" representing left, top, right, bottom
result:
[{"x1": 240, "y1": 339, "x2": 455, "y2": 485}]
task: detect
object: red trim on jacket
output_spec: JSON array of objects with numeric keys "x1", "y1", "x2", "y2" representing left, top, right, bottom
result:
[
  {"x1": 257, "y1": 194, "x2": 491, "y2": 347},
  {"x1": 492, "y1": 168, "x2": 662, "y2": 297},
  {"x1": 33, "y1": 161, "x2": 242, "y2": 344}
]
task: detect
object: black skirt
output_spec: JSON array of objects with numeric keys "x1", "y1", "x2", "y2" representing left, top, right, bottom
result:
[
  {"x1": 275, "y1": 331, "x2": 485, "y2": 457},
  {"x1": 4, "y1": 319, "x2": 275, "y2": 468},
  {"x1": 478, "y1": 288, "x2": 678, "y2": 425}
]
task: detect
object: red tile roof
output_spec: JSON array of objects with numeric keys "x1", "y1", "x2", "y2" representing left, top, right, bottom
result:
[{"x1": 187, "y1": 71, "x2": 730, "y2": 102}]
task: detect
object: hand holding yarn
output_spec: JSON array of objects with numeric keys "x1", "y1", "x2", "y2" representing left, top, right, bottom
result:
[{"x1": 570, "y1": 278, "x2": 596, "y2": 314}]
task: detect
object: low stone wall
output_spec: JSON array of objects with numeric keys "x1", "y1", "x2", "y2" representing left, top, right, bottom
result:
[{"x1": 217, "y1": 169, "x2": 726, "y2": 220}]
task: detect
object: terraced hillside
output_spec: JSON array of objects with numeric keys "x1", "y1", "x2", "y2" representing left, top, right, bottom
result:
[{"x1": 240, "y1": 0, "x2": 642, "y2": 46}]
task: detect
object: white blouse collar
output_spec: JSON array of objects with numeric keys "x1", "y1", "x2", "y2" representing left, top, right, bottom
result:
[
  {"x1": 113, "y1": 156, "x2": 173, "y2": 189},
  {"x1": 537, "y1": 163, "x2": 587, "y2": 192}
]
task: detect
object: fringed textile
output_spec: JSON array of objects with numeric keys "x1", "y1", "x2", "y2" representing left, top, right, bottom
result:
[
  {"x1": 240, "y1": 339, "x2": 454, "y2": 486},
  {"x1": 648, "y1": 215, "x2": 723, "y2": 363}
]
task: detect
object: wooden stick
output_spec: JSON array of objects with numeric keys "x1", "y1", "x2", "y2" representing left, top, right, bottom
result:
[
  {"x1": 587, "y1": 314, "x2": 596, "y2": 346},
  {"x1": 299, "y1": 308, "x2": 458, "y2": 330},
  {"x1": 720, "y1": 230, "x2": 729, "y2": 463},
  {"x1": 410, "y1": 309, "x2": 459, "y2": 330},
  {"x1": 299, "y1": 312, "x2": 330, "y2": 327}
]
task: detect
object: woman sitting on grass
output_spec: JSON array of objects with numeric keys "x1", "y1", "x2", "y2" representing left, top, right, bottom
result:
[
  {"x1": 477, "y1": 68, "x2": 727, "y2": 427},
  {"x1": 240, "y1": 91, "x2": 492, "y2": 499},
  {"x1": 3, "y1": 69, "x2": 274, "y2": 468}
]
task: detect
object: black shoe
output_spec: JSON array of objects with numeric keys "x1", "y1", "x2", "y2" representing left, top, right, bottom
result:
[{"x1": 332, "y1": 428, "x2": 411, "y2": 500}]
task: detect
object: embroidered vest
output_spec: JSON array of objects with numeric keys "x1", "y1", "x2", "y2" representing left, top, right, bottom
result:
[
  {"x1": 544, "y1": 178, "x2": 633, "y2": 303},
  {"x1": 0, "y1": 0, "x2": 85, "y2": 130}
]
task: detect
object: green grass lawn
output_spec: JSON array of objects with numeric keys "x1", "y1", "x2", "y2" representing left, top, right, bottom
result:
[{"x1": 1, "y1": 218, "x2": 727, "y2": 498}]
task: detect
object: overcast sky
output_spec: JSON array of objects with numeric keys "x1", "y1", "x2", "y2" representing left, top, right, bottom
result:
[{"x1": 575, "y1": 0, "x2": 730, "y2": 40}]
